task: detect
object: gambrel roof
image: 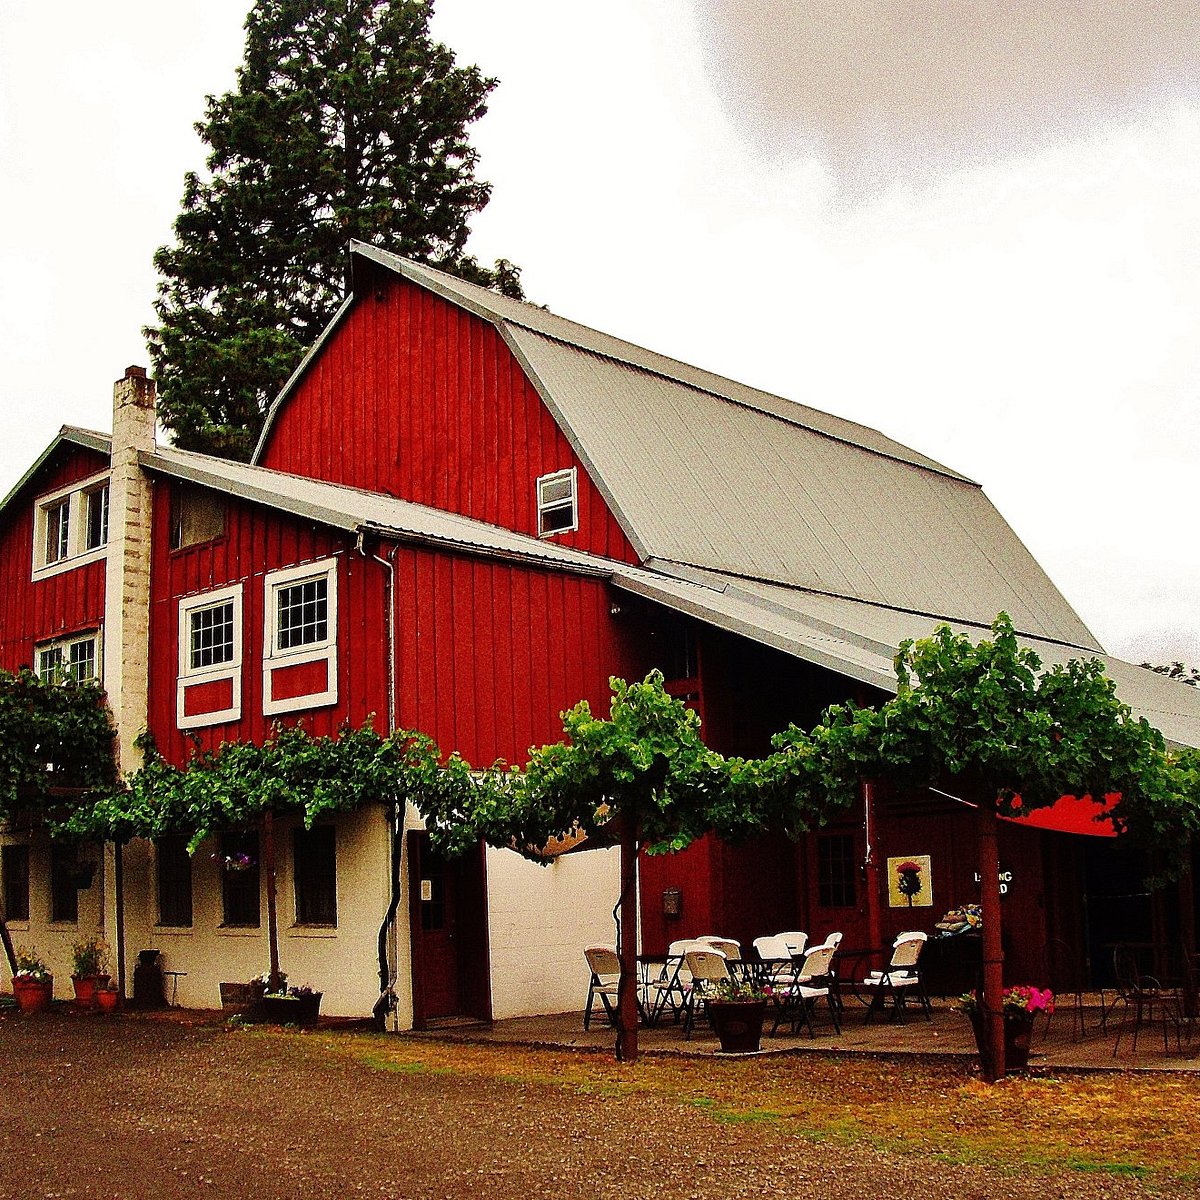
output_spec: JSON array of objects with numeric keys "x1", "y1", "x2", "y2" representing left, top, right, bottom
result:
[{"x1": 255, "y1": 245, "x2": 1099, "y2": 652}]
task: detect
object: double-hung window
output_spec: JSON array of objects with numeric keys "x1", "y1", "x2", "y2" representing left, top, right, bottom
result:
[
  {"x1": 32, "y1": 473, "x2": 110, "y2": 578},
  {"x1": 536, "y1": 468, "x2": 578, "y2": 537},
  {"x1": 1, "y1": 844, "x2": 30, "y2": 923},
  {"x1": 293, "y1": 826, "x2": 337, "y2": 926},
  {"x1": 177, "y1": 584, "x2": 243, "y2": 728},
  {"x1": 262, "y1": 559, "x2": 338, "y2": 715}
]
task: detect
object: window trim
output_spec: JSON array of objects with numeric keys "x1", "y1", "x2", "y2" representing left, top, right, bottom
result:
[
  {"x1": 31, "y1": 471, "x2": 111, "y2": 580},
  {"x1": 35, "y1": 630, "x2": 102, "y2": 686},
  {"x1": 177, "y1": 584, "x2": 243, "y2": 729},
  {"x1": 262, "y1": 558, "x2": 338, "y2": 716},
  {"x1": 536, "y1": 468, "x2": 578, "y2": 538}
]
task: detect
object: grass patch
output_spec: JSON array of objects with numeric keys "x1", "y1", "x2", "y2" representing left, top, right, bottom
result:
[{"x1": 296, "y1": 1030, "x2": 1200, "y2": 1186}]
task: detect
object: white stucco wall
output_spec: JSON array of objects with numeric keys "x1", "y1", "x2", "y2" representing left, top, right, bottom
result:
[{"x1": 485, "y1": 844, "x2": 622, "y2": 1019}]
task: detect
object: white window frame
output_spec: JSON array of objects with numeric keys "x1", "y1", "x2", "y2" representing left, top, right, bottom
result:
[
  {"x1": 536, "y1": 467, "x2": 578, "y2": 538},
  {"x1": 262, "y1": 558, "x2": 338, "y2": 716},
  {"x1": 35, "y1": 630, "x2": 102, "y2": 686},
  {"x1": 31, "y1": 471, "x2": 111, "y2": 580},
  {"x1": 177, "y1": 584, "x2": 243, "y2": 729}
]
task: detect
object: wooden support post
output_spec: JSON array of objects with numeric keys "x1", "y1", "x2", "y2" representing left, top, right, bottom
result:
[
  {"x1": 977, "y1": 798, "x2": 1005, "y2": 1082},
  {"x1": 616, "y1": 808, "x2": 640, "y2": 1063},
  {"x1": 264, "y1": 812, "x2": 282, "y2": 993},
  {"x1": 862, "y1": 779, "x2": 882, "y2": 968}
]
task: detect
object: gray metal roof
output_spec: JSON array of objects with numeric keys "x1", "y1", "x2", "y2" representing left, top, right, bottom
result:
[
  {"x1": 251, "y1": 246, "x2": 1099, "y2": 651},
  {"x1": 0, "y1": 426, "x2": 111, "y2": 518},
  {"x1": 615, "y1": 566, "x2": 1200, "y2": 749},
  {"x1": 142, "y1": 446, "x2": 612, "y2": 577}
]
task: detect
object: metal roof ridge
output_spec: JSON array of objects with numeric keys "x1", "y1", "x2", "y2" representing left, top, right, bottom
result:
[
  {"x1": 643, "y1": 559, "x2": 1106, "y2": 657},
  {"x1": 355, "y1": 244, "x2": 974, "y2": 485}
]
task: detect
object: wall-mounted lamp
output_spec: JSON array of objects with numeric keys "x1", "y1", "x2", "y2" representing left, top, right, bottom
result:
[{"x1": 662, "y1": 887, "x2": 683, "y2": 920}]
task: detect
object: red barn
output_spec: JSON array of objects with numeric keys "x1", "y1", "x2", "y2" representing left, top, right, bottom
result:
[{"x1": 2, "y1": 245, "x2": 1198, "y2": 1022}]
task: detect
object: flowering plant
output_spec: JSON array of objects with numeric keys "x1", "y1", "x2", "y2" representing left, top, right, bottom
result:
[
  {"x1": 14, "y1": 945, "x2": 52, "y2": 983},
  {"x1": 705, "y1": 975, "x2": 771, "y2": 1002},
  {"x1": 959, "y1": 985, "x2": 1054, "y2": 1018},
  {"x1": 71, "y1": 931, "x2": 110, "y2": 978},
  {"x1": 212, "y1": 852, "x2": 255, "y2": 872},
  {"x1": 253, "y1": 970, "x2": 288, "y2": 996}
]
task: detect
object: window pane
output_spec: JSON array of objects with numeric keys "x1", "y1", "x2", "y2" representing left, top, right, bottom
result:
[
  {"x1": 38, "y1": 646, "x2": 63, "y2": 685},
  {"x1": 50, "y1": 845, "x2": 79, "y2": 923},
  {"x1": 69, "y1": 638, "x2": 96, "y2": 682},
  {"x1": 293, "y1": 826, "x2": 337, "y2": 926},
  {"x1": 817, "y1": 833, "x2": 857, "y2": 909},
  {"x1": 189, "y1": 601, "x2": 235, "y2": 670},
  {"x1": 220, "y1": 831, "x2": 260, "y2": 927},
  {"x1": 45, "y1": 500, "x2": 70, "y2": 563},
  {"x1": 157, "y1": 835, "x2": 193, "y2": 927},
  {"x1": 85, "y1": 486, "x2": 109, "y2": 550},
  {"x1": 2, "y1": 845, "x2": 29, "y2": 922},
  {"x1": 276, "y1": 577, "x2": 328, "y2": 650}
]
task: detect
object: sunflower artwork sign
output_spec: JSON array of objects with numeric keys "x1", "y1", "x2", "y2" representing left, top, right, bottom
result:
[{"x1": 887, "y1": 854, "x2": 933, "y2": 908}]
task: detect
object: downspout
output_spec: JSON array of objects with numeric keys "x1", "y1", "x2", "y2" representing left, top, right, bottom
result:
[{"x1": 358, "y1": 530, "x2": 402, "y2": 1030}]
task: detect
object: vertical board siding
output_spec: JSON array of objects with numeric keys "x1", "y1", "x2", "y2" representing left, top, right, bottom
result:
[
  {"x1": 0, "y1": 445, "x2": 110, "y2": 671},
  {"x1": 393, "y1": 545, "x2": 636, "y2": 768},
  {"x1": 259, "y1": 278, "x2": 639, "y2": 565},
  {"x1": 147, "y1": 486, "x2": 388, "y2": 767}
]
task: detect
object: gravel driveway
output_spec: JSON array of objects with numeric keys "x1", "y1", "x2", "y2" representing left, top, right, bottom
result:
[{"x1": 0, "y1": 1007, "x2": 1193, "y2": 1200}]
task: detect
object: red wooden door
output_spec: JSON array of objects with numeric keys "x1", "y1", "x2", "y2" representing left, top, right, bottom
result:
[{"x1": 409, "y1": 832, "x2": 461, "y2": 1023}]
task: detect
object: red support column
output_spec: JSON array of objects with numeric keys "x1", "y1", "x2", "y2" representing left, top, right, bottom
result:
[{"x1": 977, "y1": 798, "x2": 1005, "y2": 1082}]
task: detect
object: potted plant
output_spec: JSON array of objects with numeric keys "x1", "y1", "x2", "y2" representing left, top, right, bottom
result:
[
  {"x1": 11, "y1": 946, "x2": 54, "y2": 1013},
  {"x1": 703, "y1": 976, "x2": 771, "y2": 1053},
  {"x1": 960, "y1": 985, "x2": 1054, "y2": 1073},
  {"x1": 245, "y1": 974, "x2": 322, "y2": 1026},
  {"x1": 94, "y1": 981, "x2": 120, "y2": 1013},
  {"x1": 70, "y1": 932, "x2": 111, "y2": 1008}
]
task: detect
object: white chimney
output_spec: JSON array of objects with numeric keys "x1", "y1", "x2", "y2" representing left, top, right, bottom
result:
[{"x1": 103, "y1": 365, "x2": 156, "y2": 776}]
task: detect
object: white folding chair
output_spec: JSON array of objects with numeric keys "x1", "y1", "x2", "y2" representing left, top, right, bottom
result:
[
  {"x1": 859, "y1": 931, "x2": 931, "y2": 1022},
  {"x1": 682, "y1": 947, "x2": 730, "y2": 1037},
  {"x1": 771, "y1": 942, "x2": 841, "y2": 1037},
  {"x1": 583, "y1": 945, "x2": 621, "y2": 1030},
  {"x1": 778, "y1": 930, "x2": 808, "y2": 957}
]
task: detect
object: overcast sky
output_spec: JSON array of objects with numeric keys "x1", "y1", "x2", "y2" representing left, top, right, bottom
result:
[{"x1": 1, "y1": 1, "x2": 1197, "y2": 666}]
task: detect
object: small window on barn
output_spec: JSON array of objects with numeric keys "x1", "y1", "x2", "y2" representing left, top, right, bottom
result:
[
  {"x1": 2, "y1": 844, "x2": 30, "y2": 923},
  {"x1": 220, "y1": 831, "x2": 260, "y2": 928},
  {"x1": 36, "y1": 631, "x2": 100, "y2": 686},
  {"x1": 170, "y1": 484, "x2": 226, "y2": 551},
  {"x1": 262, "y1": 559, "x2": 338, "y2": 716},
  {"x1": 293, "y1": 826, "x2": 337, "y2": 927},
  {"x1": 817, "y1": 833, "x2": 857, "y2": 909},
  {"x1": 537, "y1": 468, "x2": 577, "y2": 537},
  {"x1": 177, "y1": 584, "x2": 243, "y2": 729},
  {"x1": 50, "y1": 845, "x2": 79, "y2": 924},
  {"x1": 31, "y1": 470, "x2": 111, "y2": 579},
  {"x1": 157, "y1": 835, "x2": 193, "y2": 928}
]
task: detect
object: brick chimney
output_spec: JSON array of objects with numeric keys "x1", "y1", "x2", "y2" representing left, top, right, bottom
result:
[{"x1": 103, "y1": 365, "x2": 156, "y2": 776}]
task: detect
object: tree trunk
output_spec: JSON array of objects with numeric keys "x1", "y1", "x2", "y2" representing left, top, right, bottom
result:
[
  {"x1": 616, "y1": 808, "x2": 640, "y2": 1063},
  {"x1": 977, "y1": 798, "x2": 1005, "y2": 1082},
  {"x1": 264, "y1": 812, "x2": 282, "y2": 993}
]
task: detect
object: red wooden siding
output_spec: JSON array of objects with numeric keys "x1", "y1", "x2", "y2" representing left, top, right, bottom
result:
[
  {"x1": 259, "y1": 278, "x2": 639, "y2": 565},
  {"x1": 0, "y1": 444, "x2": 109, "y2": 672},
  {"x1": 148, "y1": 484, "x2": 389, "y2": 766},
  {"x1": 393, "y1": 544, "x2": 639, "y2": 767}
]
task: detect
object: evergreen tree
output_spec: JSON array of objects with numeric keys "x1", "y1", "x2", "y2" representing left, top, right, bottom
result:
[{"x1": 147, "y1": 0, "x2": 521, "y2": 459}]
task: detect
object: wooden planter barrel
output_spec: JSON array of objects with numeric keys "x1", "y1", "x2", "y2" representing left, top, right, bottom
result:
[{"x1": 706, "y1": 999, "x2": 767, "y2": 1053}]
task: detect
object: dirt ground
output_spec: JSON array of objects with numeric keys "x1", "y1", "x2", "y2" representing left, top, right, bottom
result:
[{"x1": 1, "y1": 1006, "x2": 1195, "y2": 1200}]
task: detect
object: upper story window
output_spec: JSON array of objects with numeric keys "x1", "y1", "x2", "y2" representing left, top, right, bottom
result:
[
  {"x1": 36, "y1": 631, "x2": 100, "y2": 685},
  {"x1": 262, "y1": 559, "x2": 339, "y2": 716},
  {"x1": 170, "y1": 484, "x2": 226, "y2": 551},
  {"x1": 32, "y1": 473, "x2": 110, "y2": 580},
  {"x1": 537, "y1": 468, "x2": 578, "y2": 538},
  {"x1": 177, "y1": 584, "x2": 243, "y2": 729}
]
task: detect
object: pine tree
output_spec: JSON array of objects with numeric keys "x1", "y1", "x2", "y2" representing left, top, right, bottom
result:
[{"x1": 146, "y1": 0, "x2": 521, "y2": 459}]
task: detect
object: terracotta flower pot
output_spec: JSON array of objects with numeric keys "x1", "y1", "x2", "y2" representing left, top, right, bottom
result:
[
  {"x1": 71, "y1": 975, "x2": 99, "y2": 1009},
  {"x1": 95, "y1": 988, "x2": 120, "y2": 1014},
  {"x1": 13, "y1": 977, "x2": 54, "y2": 1014}
]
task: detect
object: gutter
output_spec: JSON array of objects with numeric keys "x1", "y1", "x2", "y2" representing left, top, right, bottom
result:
[{"x1": 358, "y1": 530, "x2": 403, "y2": 1030}]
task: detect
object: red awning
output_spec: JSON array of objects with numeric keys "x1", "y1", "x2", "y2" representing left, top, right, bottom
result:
[{"x1": 1003, "y1": 793, "x2": 1120, "y2": 838}]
